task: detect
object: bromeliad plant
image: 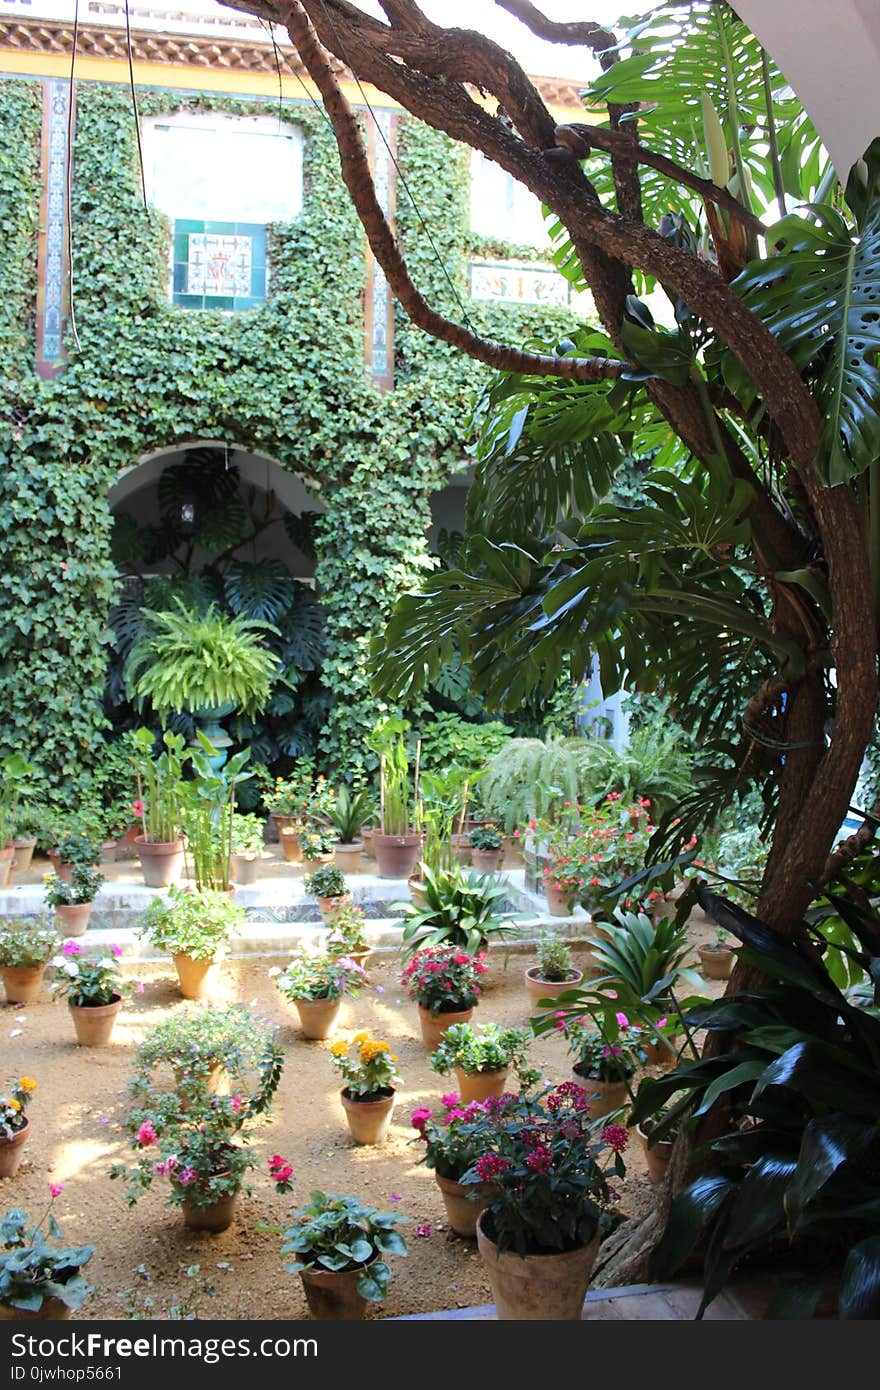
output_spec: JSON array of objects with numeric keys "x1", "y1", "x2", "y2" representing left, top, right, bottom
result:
[
  {"x1": 329, "y1": 1033, "x2": 402, "y2": 1099},
  {"x1": 0, "y1": 1076, "x2": 36, "y2": 1140},
  {"x1": 0, "y1": 918, "x2": 59, "y2": 969},
  {"x1": 270, "y1": 951, "x2": 365, "y2": 1003},
  {"x1": 401, "y1": 945, "x2": 487, "y2": 1016},
  {"x1": 49, "y1": 941, "x2": 128, "y2": 1007},
  {"x1": 429, "y1": 1022, "x2": 537, "y2": 1085},
  {"x1": 398, "y1": 864, "x2": 519, "y2": 958},
  {"x1": 43, "y1": 866, "x2": 104, "y2": 908},
  {"x1": 280, "y1": 1191, "x2": 408, "y2": 1302},
  {"x1": 139, "y1": 885, "x2": 245, "y2": 962},
  {"x1": 0, "y1": 1199, "x2": 94, "y2": 1315},
  {"x1": 323, "y1": 784, "x2": 376, "y2": 845}
]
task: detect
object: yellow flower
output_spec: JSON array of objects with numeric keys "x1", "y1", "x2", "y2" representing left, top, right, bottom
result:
[
  {"x1": 353, "y1": 1031, "x2": 369, "y2": 1045},
  {"x1": 390, "y1": 1054, "x2": 399, "y2": 1061},
  {"x1": 18, "y1": 1077, "x2": 36, "y2": 1092},
  {"x1": 329, "y1": 1040, "x2": 349, "y2": 1057},
  {"x1": 8, "y1": 1099, "x2": 20, "y2": 1111}
]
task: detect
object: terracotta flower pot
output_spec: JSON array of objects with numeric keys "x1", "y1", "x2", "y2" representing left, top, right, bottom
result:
[
  {"x1": 333, "y1": 841, "x2": 363, "y2": 874},
  {"x1": 524, "y1": 965, "x2": 584, "y2": 1014},
  {"x1": 47, "y1": 850, "x2": 74, "y2": 883},
  {"x1": 417, "y1": 1004, "x2": 474, "y2": 1050},
  {"x1": 69, "y1": 995, "x2": 121, "y2": 1046},
  {"x1": 360, "y1": 828, "x2": 376, "y2": 862},
  {"x1": 572, "y1": 1066, "x2": 631, "y2": 1120},
  {"x1": 230, "y1": 852, "x2": 261, "y2": 884},
  {"x1": 316, "y1": 893, "x2": 352, "y2": 923},
  {"x1": 11, "y1": 837, "x2": 36, "y2": 875},
  {"x1": 545, "y1": 883, "x2": 574, "y2": 917},
  {"x1": 55, "y1": 902, "x2": 93, "y2": 937},
  {"x1": 182, "y1": 1187, "x2": 238, "y2": 1233},
  {"x1": 1, "y1": 963, "x2": 46, "y2": 1005},
  {"x1": 476, "y1": 1212, "x2": 601, "y2": 1320},
  {"x1": 173, "y1": 1062, "x2": 230, "y2": 1100},
  {"x1": 293, "y1": 996, "x2": 342, "y2": 1040},
  {"x1": 407, "y1": 875, "x2": 427, "y2": 909},
  {"x1": 502, "y1": 836, "x2": 525, "y2": 868},
  {"x1": 300, "y1": 1262, "x2": 374, "y2": 1320},
  {"x1": 0, "y1": 1118, "x2": 30, "y2": 1178},
  {"x1": 172, "y1": 953, "x2": 221, "y2": 1001},
  {"x1": 641, "y1": 1036, "x2": 678, "y2": 1066},
  {"x1": 636, "y1": 1121, "x2": 674, "y2": 1184},
  {"x1": 340, "y1": 1087, "x2": 395, "y2": 1145},
  {"x1": 435, "y1": 1172, "x2": 489, "y2": 1239},
  {"x1": 0, "y1": 844, "x2": 15, "y2": 888},
  {"x1": 279, "y1": 828, "x2": 302, "y2": 864},
  {"x1": 135, "y1": 836, "x2": 185, "y2": 888},
  {"x1": 454, "y1": 1065, "x2": 509, "y2": 1104},
  {"x1": 347, "y1": 949, "x2": 371, "y2": 981},
  {"x1": 471, "y1": 847, "x2": 504, "y2": 874},
  {"x1": 449, "y1": 832, "x2": 472, "y2": 867},
  {"x1": 372, "y1": 832, "x2": 422, "y2": 880},
  {"x1": 0, "y1": 1297, "x2": 72, "y2": 1321},
  {"x1": 698, "y1": 943, "x2": 734, "y2": 979}
]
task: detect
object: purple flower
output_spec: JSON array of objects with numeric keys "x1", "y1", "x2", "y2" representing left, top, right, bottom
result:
[
  {"x1": 389, "y1": 1192, "x2": 402, "y2": 1202},
  {"x1": 415, "y1": 1224, "x2": 432, "y2": 1237},
  {"x1": 177, "y1": 1166, "x2": 197, "y2": 1186},
  {"x1": 111, "y1": 945, "x2": 124, "y2": 958}
]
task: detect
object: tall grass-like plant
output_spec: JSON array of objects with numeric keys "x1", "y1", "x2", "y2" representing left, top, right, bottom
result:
[
  {"x1": 132, "y1": 728, "x2": 187, "y2": 844},
  {"x1": 369, "y1": 717, "x2": 416, "y2": 836},
  {"x1": 179, "y1": 736, "x2": 253, "y2": 892},
  {"x1": 125, "y1": 599, "x2": 279, "y2": 717}
]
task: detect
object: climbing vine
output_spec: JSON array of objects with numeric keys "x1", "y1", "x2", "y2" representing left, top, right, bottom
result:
[{"x1": 0, "y1": 76, "x2": 584, "y2": 799}]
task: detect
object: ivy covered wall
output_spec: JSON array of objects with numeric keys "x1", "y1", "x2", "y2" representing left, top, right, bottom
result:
[{"x1": 0, "y1": 76, "x2": 582, "y2": 798}]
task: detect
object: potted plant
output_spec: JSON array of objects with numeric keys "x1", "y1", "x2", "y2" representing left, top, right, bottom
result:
[
  {"x1": 468, "y1": 824, "x2": 504, "y2": 874},
  {"x1": 131, "y1": 728, "x2": 187, "y2": 887},
  {"x1": 139, "y1": 885, "x2": 245, "y2": 999},
  {"x1": 525, "y1": 931, "x2": 584, "y2": 1013},
  {"x1": 502, "y1": 826, "x2": 525, "y2": 868},
  {"x1": 47, "y1": 832, "x2": 101, "y2": 884},
  {"x1": 369, "y1": 717, "x2": 421, "y2": 879},
  {"x1": 280, "y1": 1191, "x2": 408, "y2": 1320},
  {"x1": 134, "y1": 1004, "x2": 278, "y2": 1103},
  {"x1": 698, "y1": 927, "x2": 735, "y2": 979},
  {"x1": 299, "y1": 827, "x2": 337, "y2": 868},
  {"x1": 49, "y1": 941, "x2": 129, "y2": 1046},
  {"x1": 0, "y1": 1075, "x2": 37, "y2": 1178},
  {"x1": 270, "y1": 951, "x2": 366, "y2": 1039},
  {"x1": 0, "y1": 1200, "x2": 94, "y2": 1321},
  {"x1": 10, "y1": 804, "x2": 43, "y2": 877},
  {"x1": 398, "y1": 863, "x2": 519, "y2": 962},
  {"x1": 303, "y1": 862, "x2": 350, "y2": 921},
  {"x1": 325, "y1": 902, "x2": 372, "y2": 975},
  {"x1": 587, "y1": 910, "x2": 702, "y2": 1061},
  {"x1": 428, "y1": 1022, "x2": 535, "y2": 1103},
  {"x1": 557, "y1": 1011, "x2": 645, "y2": 1119},
  {"x1": 111, "y1": 1034, "x2": 287, "y2": 1234},
  {"x1": 0, "y1": 918, "x2": 59, "y2": 1005},
  {"x1": 0, "y1": 755, "x2": 35, "y2": 889},
  {"x1": 410, "y1": 1093, "x2": 521, "y2": 1238},
  {"x1": 461, "y1": 1082, "x2": 627, "y2": 1319},
  {"x1": 324, "y1": 784, "x2": 376, "y2": 875},
  {"x1": 635, "y1": 1111, "x2": 677, "y2": 1184},
  {"x1": 261, "y1": 765, "x2": 314, "y2": 851},
  {"x1": 329, "y1": 1033, "x2": 402, "y2": 1145},
  {"x1": 43, "y1": 866, "x2": 104, "y2": 937},
  {"x1": 401, "y1": 945, "x2": 487, "y2": 1049},
  {"x1": 229, "y1": 812, "x2": 265, "y2": 885},
  {"x1": 178, "y1": 736, "x2": 253, "y2": 892}
]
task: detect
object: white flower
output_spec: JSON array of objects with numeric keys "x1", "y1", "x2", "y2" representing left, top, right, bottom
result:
[
  {"x1": 98, "y1": 957, "x2": 115, "y2": 970},
  {"x1": 267, "y1": 967, "x2": 282, "y2": 978},
  {"x1": 50, "y1": 955, "x2": 65, "y2": 969},
  {"x1": 63, "y1": 961, "x2": 79, "y2": 977}
]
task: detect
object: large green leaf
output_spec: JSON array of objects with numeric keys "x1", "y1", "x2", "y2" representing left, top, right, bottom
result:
[{"x1": 838, "y1": 1238, "x2": 880, "y2": 1318}]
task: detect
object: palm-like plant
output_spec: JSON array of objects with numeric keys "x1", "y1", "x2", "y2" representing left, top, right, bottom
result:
[
  {"x1": 125, "y1": 599, "x2": 280, "y2": 718},
  {"x1": 398, "y1": 864, "x2": 519, "y2": 958},
  {"x1": 323, "y1": 785, "x2": 376, "y2": 845}
]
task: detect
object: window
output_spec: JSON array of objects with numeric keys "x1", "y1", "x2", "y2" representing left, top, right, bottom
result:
[
  {"x1": 469, "y1": 148, "x2": 549, "y2": 248},
  {"x1": 141, "y1": 112, "x2": 304, "y2": 310}
]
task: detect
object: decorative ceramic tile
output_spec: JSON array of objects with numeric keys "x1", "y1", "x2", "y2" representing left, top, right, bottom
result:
[
  {"x1": 187, "y1": 233, "x2": 252, "y2": 297},
  {"x1": 469, "y1": 258, "x2": 570, "y2": 307}
]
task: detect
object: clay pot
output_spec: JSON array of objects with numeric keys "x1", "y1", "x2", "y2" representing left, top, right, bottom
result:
[
  {"x1": 100, "y1": 840, "x2": 118, "y2": 864},
  {"x1": 373, "y1": 832, "x2": 422, "y2": 880},
  {"x1": 279, "y1": 828, "x2": 302, "y2": 864},
  {"x1": 69, "y1": 995, "x2": 121, "y2": 1046},
  {"x1": 476, "y1": 1212, "x2": 600, "y2": 1320},
  {"x1": 636, "y1": 1121, "x2": 674, "y2": 1184},
  {"x1": 1, "y1": 963, "x2": 46, "y2": 1005},
  {"x1": 524, "y1": 965, "x2": 584, "y2": 1014},
  {"x1": 0, "y1": 844, "x2": 14, "y2": 888},
  {"x1": 641, "y1": 1035, "x2": 678, "y2": 1066},
  {"x1": 572, "y1": 1066, "x2": 631, "y2": 1120},
  {"x1": 545, "y1": 883, "x2": 574, "y2": 917},
  {"x1": 303, "y1": 852, "x2": 334, "y2": 872},
  {"x1": 47, "y1": 850, "x2": 74, "y2": 883},
  {"x1": 470, "y1": 847, "x2": 504, "y2": 874},
  {"x1": 435, "y1": 1172, "x2": 489, "y2": 1239},
  {"x1": 698, "y1": 943, "x2": 734, "y2": 979},
  {"x1": 55, "y1": 902, "x2": 93, "y2": 937},
  {"x1": 172, "y1": 953, "x2": 222, "y2": 1001},
  {"x1": 347, "y1": 949, "x2": 371, "y2": 981},
  {"x1": 0, "y1": 1118, "x2": 30, "y2": 1178},
  {"x1": 299, "y1": 1261, "x2": 374, "y2": 1320},
  {"x1": 230, "y1": 852, "x2": 261, "y2": 884},
  {"x1": 449, "y1": 832, "x2": 472, "y2": 867},
  {"x1": 0, "y1": 1297, "x2": 72, "y2": 1321},
  {"x1": 502, "y1": 836, "x2": 525, "y2": 868},
  {"x1": 407, "y1": 875, "x2": 428, "y2": 909},
  {"x1": 11, "y1": 837, "x2": 36, "y2": 875},
  {"x1": 182, "y1": 1187, "x2": 238, "y2": 1233},
  {"x1": 454, "y1": 1065, "x2": 509, "y2": 1104},
  {"x1": 293, "y1": 996, "x2": 342, "y2": 1040},
  {"x1": 340, "y1": 1087, "x2": 395, "y2": 1145},
  {"x1": 316, "y1": 893, "x2": 352, "y2": 923},
  {"x1": 417, "y1": 1004, "x2": 474, "y2": 1050},
  {"x1": 360, "y1": 828, "x2": 376, "y2": 862},
  {"x1": 173, "y1": 1062, "x2": 230, "y2": 1100},
  {"x1": 135, "y1": 836, "x2": 185, "y2": 888},
  {"x1": 333, "y1": 841, "x2": 363, "y2": 874}
]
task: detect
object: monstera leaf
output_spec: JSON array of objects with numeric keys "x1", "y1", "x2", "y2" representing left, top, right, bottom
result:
[{"x1": 224, "y1": 559, "x2": 298, "y2": 625}]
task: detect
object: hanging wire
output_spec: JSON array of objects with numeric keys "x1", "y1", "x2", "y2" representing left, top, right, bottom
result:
[
  {"x1": 65, "y1": 0, "x2": 82, "y2": 352},
  {"x1": 124, "y1": 0, "x2": 148, "y2": 211}
]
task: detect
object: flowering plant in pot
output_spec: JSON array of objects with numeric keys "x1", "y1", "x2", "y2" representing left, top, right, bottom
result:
[
  {"x1": 0, "y1": 918, "x2": 59, "y2": 1004},
  {"x1": 0, "y1": 1198, "x2": 94, "y2": 1320},
  {"x1": 134, "y1": 1004, "x2": 278, "y2": 1103},
  {"x1": 43, "y1": 866, "x2": 105, "y2": 937},
  {"x1": 555, "y1": 1010, "x2": 645, "y2": 1118},
  {"x1": 270, "y1": 951, "x2": 365, "y2": 1039},
  {"x1": 325, "y1": 902, "x2": 371, "y2": 977},
  {"x1": 0, "y1": 1076, "x2": 37, "y2": 1179},
  {"x1": 429, "y1": 1023, "x2": 538, "y2": 1103},
  {"x1": 401, "y1": 945, "x2": 487, "y2": 1048},
  {"x1": 303, "y1": 863, "x2": 349, "y2": 920},
  {"x1": 111, "y1": 1033, "x2": 287, "y2": 1232},
  {"x1": 460, "y1": 1082, "x2": 627, "y2": 1319},
  {"x1": 229, "y1": 813, "x2": 265, "y2": 884},
  {"x1": 468, "y1": 824, "x2": 504, "y2": 873},
  {"x1": 329, "y1": 1033, "x2": 402, "y2": 1145},
  {"x1": 139, "y1": 886, "x2": 244, "y2": 999},
  {"x1": 280, "y1": 1191, "x2": 408, "y2": 1319},
  {"x1": 130, "y1": 728, "x2": 187, "y2": 887},
  {"x1": 299, "y1": 827, "x2": 338, "y2": 864},
  {"x1": 525, "y1": 931, "x2": 584, "y2": 1012},
  {"x1": 410, "y1": 1092, "x2": 520, "y2": 1237},
  {"x1": 261, "y1": 765, "x2": 315, "y2": 822},
  {"x1": 50, "y1": 941, "x2": 130, "y2": 1046}
]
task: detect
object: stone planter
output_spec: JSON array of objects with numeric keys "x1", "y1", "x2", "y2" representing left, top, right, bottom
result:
[
  {"x1": 230, "y1": 851, "x2": 261, "y2": 884},
  {"x1": 476, "y1": 1212, "x2": 600, "y2": 1320},
  {"x1": 172, "y1": 953, "x2": 222, "y2": 1001},
  {"x1": 373, "y1": 832, "x2": 421, "y2": 880},
  {"x1": 11, "y1": 836, "x2": 36, "y2": 875},
  {"x1": 572, "y1": 1066, "x2": 631, "y2": 1120},
  {"x1": 333, "y1": 841, "x2": 364, "y2": 875},
  {"x1": 293, "y1": 996, "x2": 342, "y2": 1040},
  {"x1": 417, "y1": 1004, "x2": 474, "y2": 1050},
  {"x1": 0, "y1": 1118, "x2": 30, "y2": 1178},
  {"x1": 435, "y1": 1172, "x2": 489, "y2": 1239},
  {"x1": 55, "y1": 902, "x2": 93, "y2": 937},
  {"x1": 134, "y1": 836, "x2": 185, "y2": 888},
  {"x1": 69, "y1": 996, "x2": 121, "y2": 1046},
  {"x1": 0, "y1": 963, "x2": 47, "y2": 1005},
  {"x1": 524, "y1": 965, "x2": 584, "y2": 1014},
  {"x1": 340, "y1": 1087, "x2": 395, "y2": 1145},
  {"x1": 698, "y1": 943, "x2": 734, "y2": 979},
  {"x1": 454, "y1": 1065, "x2": 509, "y2": 1104}
]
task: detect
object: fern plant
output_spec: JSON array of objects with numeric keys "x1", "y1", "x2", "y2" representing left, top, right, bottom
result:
[
  {"x1": 478, "y1": 737, "x2": 594, "y2": 834},
  {"x1": 125, "y1": 600, "x2": 280, "y2": 718}
]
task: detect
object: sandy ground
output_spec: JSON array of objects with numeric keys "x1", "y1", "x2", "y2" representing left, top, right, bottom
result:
[{"x1": 1, "y1": 935, "x2": 725, "y2": 1322}]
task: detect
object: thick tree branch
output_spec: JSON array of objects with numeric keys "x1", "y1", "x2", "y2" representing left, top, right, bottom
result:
[{"x1": 493, "y1": 0, "x2": 617, "y2": 54}]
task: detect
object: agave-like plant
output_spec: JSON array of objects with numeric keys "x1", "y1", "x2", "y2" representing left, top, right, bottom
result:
[{"x1": 397, "y1": 864, "x2": 520, "y2": 958}]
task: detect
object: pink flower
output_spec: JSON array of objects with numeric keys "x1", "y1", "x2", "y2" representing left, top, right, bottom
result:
[
  {"x1": 452, "y1": 953, "x2": 470, "y2": 966},
  {"x1": 601, "y1": 1124, "x2": 630, "y2": 1154},
  {"x1": 136, "y1": 1121, "x2": 157, "y2": 1147},
  {"x1": 615, "y1": 1012, "x2": 629, "y2": 1028},
  {"x1": 271, "y1": 1163, "x2": 293, "y2": 1184},
  {"x1": 177, "y1": 1166, "x2": 197, "y2": 1186},
  {"x1": 441, "y1": 1093, "x2": 459, "y2": 1109},
  {"x1": 111, "y1": 945, "x2": 123, "y2": 958},
  {"x1": 547, "y1": 1082, "x2": 590, "y2": 1113},
  {"x1": 474, "y1": 1153, "x2": 511, "y2": 1182},
  {"x1": 135, "y1": 980, "x2": 145, "y2": 994},
  {"x1": 389, "y1": 1193, "x2": 402, "y2": 1202},
  {"x1": 231, "y1": 1095, "x2": 244, "y2": 1113},
  {"x1": 444, "y1": 1108, "x2": 466, "y2": 1122},
  {"x1": 525, "y1": 1144, "x2": 553, "y2": 1174},
  {"x1": 132, "y1": 799, "x2": 146, "y2": 818},
  {"x1": 411, "y1": 1107, "x2": 433, "y2": 1131},
  {"x1": 657, "y1": 1017, "x2": 668, "y2": 1030},
  {"x1": 62, "y1": 940, "x2": 82, "y2": 957},
  {"x1": 415, "y1": 1224, "x2": 432, "y2": 1237},
  {"x1": 49, "y1": 1183, "x2": 64, "y2": 1198}
]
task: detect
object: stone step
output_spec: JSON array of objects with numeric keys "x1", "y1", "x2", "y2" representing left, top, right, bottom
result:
[{"x1": 391, "y1": 1280, "x2": 763, "y2": 1320}]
